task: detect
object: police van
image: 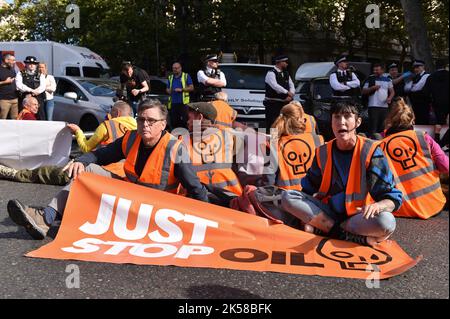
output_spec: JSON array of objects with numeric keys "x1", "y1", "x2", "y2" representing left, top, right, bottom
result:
[
  {"x1": 0, "y1": 41, "x2": 110, "y2": 78},
  {"x1": 221, "y1": 63, "x2": 273, "y2": 128}
]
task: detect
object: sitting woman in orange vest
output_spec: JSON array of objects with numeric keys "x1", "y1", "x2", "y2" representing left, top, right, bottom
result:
[
  {"x1": 381, "y1": 97, "x2": 448, "y2": 219},
  {"x1": 184, "y1": 101, "x2": 243, "y2": 203},
  {"x1": 281, "y1": 102, "x2": 403, "y2": 246},
  {"x1": 287, "y1": 101, "x2": 319, "y2": 134},
  {"x1": 270, "y1": 102, "x2": 324, "y2": 191},
  {"x1": 17, "y1": 96, "x2": 39, "y2": 120}
]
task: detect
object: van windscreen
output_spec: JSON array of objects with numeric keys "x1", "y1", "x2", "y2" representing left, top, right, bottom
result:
[{"x1": 220, "y1": 66, "x2": 271, "y2": 90}]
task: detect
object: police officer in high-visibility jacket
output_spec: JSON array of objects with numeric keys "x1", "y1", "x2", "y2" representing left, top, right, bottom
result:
[
  {"x1": 166, "y1": 62, "x2": 194, "y2": 130},
  {"x1": 7, "y1": 99, "x2": 208, "y2": 240},
  {"x1": 281, "y1": 102, "x2": 403, "y2": 247},
  {"x1": 382, "y1": 97, "x2": 448, "y2": 219},
  {"x1": 269, "y1": 102, "x2": 324, "y2": 191},
  {"x1": 184, "y1": 101, "x2": 243, "y2": 200}
]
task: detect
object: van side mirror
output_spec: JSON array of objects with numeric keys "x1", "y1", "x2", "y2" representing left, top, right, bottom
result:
[{"x1": 64, "y1": 92, "x2": 78, "y2": 102}]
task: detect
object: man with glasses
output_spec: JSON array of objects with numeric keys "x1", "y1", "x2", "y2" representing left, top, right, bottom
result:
[
  {"x1": 196, "y1": 54, "x2": 227, "y2": 102},
  {"x1": 7, "y1": 99, "x2": 208, "y2": 240}
]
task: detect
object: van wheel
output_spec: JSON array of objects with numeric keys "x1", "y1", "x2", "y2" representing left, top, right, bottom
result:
[{"x1": 79, "y1": 115, "x2": 99, "y2": 131}]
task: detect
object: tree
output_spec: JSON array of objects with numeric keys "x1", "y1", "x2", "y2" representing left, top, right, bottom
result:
[{"x1": 400, "y1": 0, "x2": 434, "y2": 70}]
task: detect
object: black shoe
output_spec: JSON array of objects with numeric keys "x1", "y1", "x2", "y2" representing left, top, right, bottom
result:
[{"x1": 342, "y1": 231, "x2": 369, "y2": 246}]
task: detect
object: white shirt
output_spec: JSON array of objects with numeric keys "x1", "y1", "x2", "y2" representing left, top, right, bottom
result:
[
  {"x1": 404, "y1": 71, "x2": 430, "y2": 92},
  {"x1": 15, "y1": 71, "x2": 46, "y2": 94},
  {"x1": 197, "y1": 67, "x2": 227, "y2": 87},
  {"x1": 329, "y1": 69, "x2": 360, "y2": 91},
  {"x1": 363, "y1": 75, "x2": 393, "y2": 108},
  {"x1": 44, "y1": 74, "x2": 57, "y2": 100},
  {"x1": 264, "y1": 66, "x2": 295, "y2": 95}
]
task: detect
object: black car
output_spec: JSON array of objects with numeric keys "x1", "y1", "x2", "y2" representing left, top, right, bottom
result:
[{"x1": 298, "y1": 77, "x2": 369, "y2": 141}]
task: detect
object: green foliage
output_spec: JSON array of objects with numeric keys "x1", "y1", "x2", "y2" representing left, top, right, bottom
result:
[{"x1": 0, "y1": 0, "x2": 447, "y2": 74}]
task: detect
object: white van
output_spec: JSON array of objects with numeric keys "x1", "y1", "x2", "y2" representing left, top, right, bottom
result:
[
  {"x1": 220, "y1": 63, "x2": 273, "y2": 128},
  {"x1": 0, "y1": 41, "x2": 110, "y2": 77}
]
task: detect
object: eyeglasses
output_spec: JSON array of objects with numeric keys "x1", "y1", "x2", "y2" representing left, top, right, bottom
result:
[{"x1": 136, "y1": 116, "x2": 164, "y2": 126}]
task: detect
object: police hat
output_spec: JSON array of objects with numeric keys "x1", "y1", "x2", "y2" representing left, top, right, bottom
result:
[
  {"x1": 412, "y1": 59, "x2": 425, "y2": 67},
  {"x1": 388, "y1": 63, "x2": 398, "y2": 70},
  {"x1": 24, "y1": 56, "x2": 39, "y2": 64},
  {"x1": 334, "y1": 55, "x2": 348, "y2": 66},
  {"x1": 205, "y1": 54, "x2": 219, "y2": 62},
  {"x1": 187, "y1": 102, "x2": 217, "y2": 121},
  {"x1": 274, "y1": 55, "x2": 289, "y2": 63}
]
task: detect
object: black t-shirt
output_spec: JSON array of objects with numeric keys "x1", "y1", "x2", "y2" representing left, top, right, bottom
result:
[
  {"x1": 0, "y1": 65, "x2": 17, "y2": 100},
  {"x1": 120, "y1": 67, "x2": 148, "y2": 102}
]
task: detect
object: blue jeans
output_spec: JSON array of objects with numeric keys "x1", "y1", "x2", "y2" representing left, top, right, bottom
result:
[
  {"x1": 45, "y1": 99, "x2": 55, "y2": 121},
  {"x1": 281, "y1": 190, "x2": 396, "y2": 239}
]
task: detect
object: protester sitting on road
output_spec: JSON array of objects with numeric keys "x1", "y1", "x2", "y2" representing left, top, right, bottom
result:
[
  {"x1": 67, "y1": 101, "x2": 137, "y2": 153},
  {"x1": 1, "y1": 101, "x2": 138, "y2": 185},
  {"x1": 280, "y1": 101, "x2": 402, "y2": 246},
  {"x1": 287, "y1": 100, "x2": 319, "y2": 134},
  {"x1": 269, "y1": 102, "x2": 324, "y2": 191},
  {"x1": 210, "y1": 92, "x2": 238, "y2": 130},
  {"x1": 381, "y1": 97, "x2": 448, "y2": 219},
  {"x1": 16, "y1": 96, "x2": 39, "y2": 120},
  {"x1": 7, "y1": 99, "x2": 208, "y2": 240},
  {"x1": 183, "y1": 101, "x2": 243, "y2": 202}
]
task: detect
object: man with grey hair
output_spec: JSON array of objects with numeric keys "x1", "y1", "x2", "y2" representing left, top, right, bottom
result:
[
  {"x1": 7, "y1": 98, "x2": 209, "y2": 240},
  {"x1": 17, "y1": 96, "x2": 39, "y2": 120},
  {"x1": 0, "y1": 53, "x2": 18, "y2": 119}
]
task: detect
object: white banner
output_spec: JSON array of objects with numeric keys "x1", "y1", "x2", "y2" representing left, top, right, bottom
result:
[{"x1": 0, "y1": 120, "x2": 72, "y2": 169}]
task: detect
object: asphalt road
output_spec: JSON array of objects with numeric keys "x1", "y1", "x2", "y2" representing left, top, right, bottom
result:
[{"x1": 0, "y1": 179, "x2": 448, "y2": 299}]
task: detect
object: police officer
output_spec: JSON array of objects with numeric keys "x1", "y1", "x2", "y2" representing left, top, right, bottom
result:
[
  {"x1": 15, "y1": 56, "x2": 46, "y2": 120},
  {"x1": 196, "y1": 54, "x2": 227, "y2": 102},
  {"x1": 264, "y1": 55, "x2": 295, "y2": 133},
  {"x1": 387, "y1": 63, "x2": 410, "y2": 98},
  {"x1": 404, "y1": 59, "x2": 431, "y2": 125},
  {"x1": 329, "y1": 55, "x2": 361, "y2": 100}
]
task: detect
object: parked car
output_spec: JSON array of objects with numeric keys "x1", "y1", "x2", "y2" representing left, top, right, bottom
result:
[
  {"x1": 295, "y1": 62, "x2": 371, "y2": 140},
  {"x1": 53, "y1": 76, "x2": 118, "y2": 131}
]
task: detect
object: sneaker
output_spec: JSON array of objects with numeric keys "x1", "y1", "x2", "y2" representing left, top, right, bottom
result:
[
  {"x1": 7, "y1": 199, "x2": 50, "y2": 240},
  {"x1": 341, "y1": 230, "x2": 369, "y2": 246},
  {"x1": 304, "y1": 224, "x2": 326, "y2": 236},
  {"x1": 0, "y1": 164, "x2": 17, "y2": 180}
]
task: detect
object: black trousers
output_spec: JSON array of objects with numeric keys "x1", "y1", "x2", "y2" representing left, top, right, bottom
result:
[
  {"x1": 264, "y1": 100, "x2": 285, "y2": 134},
  {"x1": 368, "y1": 107, "x2": 388, "y2": 137},
  {"x1": 169, "y1": 103, "x2": 188, "y2": 130}
]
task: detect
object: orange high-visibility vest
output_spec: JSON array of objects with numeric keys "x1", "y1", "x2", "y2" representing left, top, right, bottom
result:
[
  {"x1": 101, "y1": 118, "x2": 133, "y2": 145},
  {"x1": 381, "y1": 130, "x2": 445, "y2": 219},
  {"x1": 121, "y1": 130, "x2": 181, "y2": 193},
  {"x1": 303, "y1": 114, "x2": 317, "y2": 134},
  {"x1": 316, "y1": 136, "x2": 379, "y2": 216},
  {"x1": 187, "y1": 128, "x2": 242, "y2": 195},
  {"x1": 276, "y1": 133, "x2": 324, "y2": 190},
  {"x1": 211, "y1": 100, "x2": 237, "y2": 129}
]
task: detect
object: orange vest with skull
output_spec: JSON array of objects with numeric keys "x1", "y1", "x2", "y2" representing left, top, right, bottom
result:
[
  {"x1": 381, "y1": 130, "x2": 445, "y2": 219},
  {"x1": 316, "y1": 136, "x2": 379, "y2": 217},
  {"x1": 276, "y1": 133, "x2": 324, "y2": 190},
  {"x1": 303, "y1": 114, "x2": 318, "y2": 134},
  {"x1": 121, "y1": 130, "x2": 181, "y2": 193},
  {"x1": 186, "y1": 128, "x2": 242, "y2": 195}
]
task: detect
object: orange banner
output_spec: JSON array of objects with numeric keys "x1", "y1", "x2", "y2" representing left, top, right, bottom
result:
[{"x1": 27, "y1": 173, "x2": 419, "y2": 279}]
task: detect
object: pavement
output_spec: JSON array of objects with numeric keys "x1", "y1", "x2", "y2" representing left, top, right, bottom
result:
[{"x1": 0, "y1": 177, "x2": 448, "y2": 300}]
